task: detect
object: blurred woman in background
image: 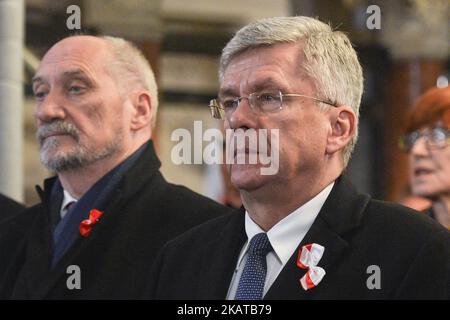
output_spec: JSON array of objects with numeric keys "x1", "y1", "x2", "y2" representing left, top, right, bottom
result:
[{"x1": 400, "y1": 86, "x2": 450, "y2": 229}]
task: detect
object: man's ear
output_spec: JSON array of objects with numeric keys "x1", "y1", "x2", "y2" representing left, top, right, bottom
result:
[
  {"x1": 326, "y1": 106, "x2": 357, "y2": 155},
  {"x1": 130, "y1": 90, "x2": 152, "y2": 131}
]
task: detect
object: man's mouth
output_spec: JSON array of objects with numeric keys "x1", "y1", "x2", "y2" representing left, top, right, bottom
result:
[
  {"x1": 233, "y1": 147, "x2": 261, "y2": 158},
  {"x1": 44, "y1": 132, "x2": 71, "y2": 138},
  {"x1": 40, "y1": 132, "x2": 73, "y2": 144}
]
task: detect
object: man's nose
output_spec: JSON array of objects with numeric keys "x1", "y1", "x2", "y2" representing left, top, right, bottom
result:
[
  {"x1": 34, "y1": 91, "x2": 65, "y2": 124},
  {"x1": 227, "y1": 97, "x2": 255, "y2": 130}
]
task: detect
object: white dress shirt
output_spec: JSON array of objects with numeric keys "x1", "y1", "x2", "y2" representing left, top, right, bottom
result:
[
  {"x1": 60, "y1": 189, "x2": 78, "y2": 219},
  {"x1": 226, "y1": 182, "x2": 334, "y2": 299}
]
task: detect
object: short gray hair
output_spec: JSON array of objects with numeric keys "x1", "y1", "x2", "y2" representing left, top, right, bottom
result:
[
  {"x1": 102, "y1": 36, "x2": 159, "y2": 129},
  {"x1": 219, "y1": 16, "x2": 363, "y2": 166}
]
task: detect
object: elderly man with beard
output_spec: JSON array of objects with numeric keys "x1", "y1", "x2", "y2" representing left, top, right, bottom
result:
[{"x1": 0, "y1": 35, "x2": 228, "y2": 299}]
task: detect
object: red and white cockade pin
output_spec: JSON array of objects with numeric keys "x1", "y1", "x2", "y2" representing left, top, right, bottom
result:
[
  {"x1": 79, "y1": 209, "x2": 104, "y2": 237},
  {"x1": 297, "y1": 243, "x2": 326, "y2": 291}
]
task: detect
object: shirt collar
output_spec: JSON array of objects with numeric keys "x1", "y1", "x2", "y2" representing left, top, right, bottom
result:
[
  {"x1": 60, "y1": 189, "x2": 78, "y2": 218},
  {"x1": 238, "y1": 181, "x2": 335, "y2": 267}
]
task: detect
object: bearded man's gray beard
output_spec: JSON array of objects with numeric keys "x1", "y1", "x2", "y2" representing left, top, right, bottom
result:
[{"x1": 37, "y1": 121, "x2": 122, "y2": 173}]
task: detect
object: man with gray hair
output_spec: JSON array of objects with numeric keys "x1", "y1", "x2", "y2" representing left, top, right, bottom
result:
[
  {"x1": 0, "y1": 35, "x2": 229, "y2": 299},
  {"x1": 150, "y1": 16, "x2": 449, "y2": 299}
]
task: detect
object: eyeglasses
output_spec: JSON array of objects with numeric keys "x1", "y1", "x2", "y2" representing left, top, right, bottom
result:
[
  {"x1": 209, "y1": 90, "x2": 337, "y2": 120},
  {"x1": 399, "y1": 127, "x2": 450, "y2": 152}
]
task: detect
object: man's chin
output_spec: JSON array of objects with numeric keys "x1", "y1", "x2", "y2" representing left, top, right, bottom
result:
[
  {"x1": 40, "y1": 148, "x2": 85, "y2": 173},
  {"x1": 40, "y1": 145, "x2": 76, "y2": 160},
  {"x1": 230, "y1": 164, "x2": 266, "y2": 191}
]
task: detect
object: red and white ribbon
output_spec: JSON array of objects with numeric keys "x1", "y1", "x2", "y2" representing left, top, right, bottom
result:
[{"x1": 297, "y1": 243, "x2": 326, "y2": 291}]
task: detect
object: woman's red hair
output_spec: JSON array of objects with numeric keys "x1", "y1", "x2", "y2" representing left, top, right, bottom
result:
[{"x1": 405, "y1": 86, "x2": 450, "y2": 133}]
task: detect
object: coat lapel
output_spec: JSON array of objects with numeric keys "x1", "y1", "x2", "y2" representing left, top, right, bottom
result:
[
  {"x1": 196, "y1": 208, "x2": 247, "y2": 299},
  {"x1": 20, "y1": 179, "x2": 59, "y2": 298},
  {"x1": 264, "y1": 176, "x2": 370, "y2": 300},
  {"x1": 29, "y1": 188, "x2": 126, "y2": 298},
  {"x1": 22, "y1": 141, "x2": 162, "y2": 299},
  {"x1": 263, "y1": 216, "x2": 348, "y2": 299}
]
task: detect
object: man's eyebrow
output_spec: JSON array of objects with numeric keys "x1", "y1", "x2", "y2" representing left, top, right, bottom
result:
[
  {"x1": 218, "y1": 87, "x2": 238, "y2": 99},
  {"x1": 219, "y1": 78, "x2": 285, "y2": 98},
  {"x1": 250, "y1": 78, "x2": 284, "y2": 92},
  {"x1": 32, "y1": 69, "x2": 95, "y2": 87},
  {"x1": 60, "y1": 69, "x2": 95, "y2": 84}
]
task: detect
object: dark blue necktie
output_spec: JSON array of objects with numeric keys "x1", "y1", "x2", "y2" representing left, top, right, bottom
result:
[
  {"x1": 52, "y1": 200, "x2": 79, "y2": 267},
  {"x1": 235, "y1": 232, "x2": 273, "y2": 300}
]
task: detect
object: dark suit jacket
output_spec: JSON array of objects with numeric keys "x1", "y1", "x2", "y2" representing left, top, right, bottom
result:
[
  {"x1": 0, "y1": 141, "x2": 230, "y2": 299},
  {"x1": 150, "y1": 177, "x2": 450, "y2": 299},
  {"x1": 0, "y1": 194, "x2": 25, "y2": 223}
]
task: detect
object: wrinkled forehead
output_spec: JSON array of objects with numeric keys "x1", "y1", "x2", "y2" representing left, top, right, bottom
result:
[
  {"x1": 37, "y1": 36, "x2": 111, "y2": 80},
  {"x1": 220, "y1": 45, "x2": 310, "y2": 96}
]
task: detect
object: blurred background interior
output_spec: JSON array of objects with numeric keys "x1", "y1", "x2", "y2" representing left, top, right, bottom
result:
[{"x1": 0, "y1": 0, "x2": 449, "y2": 207}]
